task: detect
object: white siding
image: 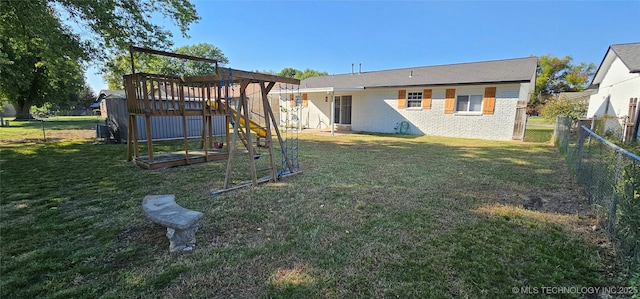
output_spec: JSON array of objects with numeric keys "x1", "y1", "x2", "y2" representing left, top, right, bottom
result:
[
  {"x1": 307, "y1": 93, "x2": 332, "y2": 129},
  {"x1": 305, "y1": 83, "x2": 525, "y2": 141},
  {"x1": 587, "y1": 57, "x2": 640, "y2": 118},
  {"x1": 519, "y1": 82, "x2": 533, "y2": 100}
]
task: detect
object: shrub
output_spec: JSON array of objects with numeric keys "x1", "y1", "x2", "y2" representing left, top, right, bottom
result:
[{"x1": 540, "y1": 96, "x2": 588, "y2": 126}]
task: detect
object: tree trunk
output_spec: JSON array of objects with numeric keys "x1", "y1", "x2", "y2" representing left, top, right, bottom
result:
[{"x1": 14, "y1": 98, "x2": 33, "y2": 121}]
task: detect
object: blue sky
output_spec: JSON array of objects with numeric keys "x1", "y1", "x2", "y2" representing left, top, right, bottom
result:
[{"x1": 86, "y1": 0, "x2": 640, "y2": 93}]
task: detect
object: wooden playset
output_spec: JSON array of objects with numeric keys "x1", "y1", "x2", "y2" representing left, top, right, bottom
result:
[{"x1": 123, "y1": 46, "x2": 301, "y2": 192}]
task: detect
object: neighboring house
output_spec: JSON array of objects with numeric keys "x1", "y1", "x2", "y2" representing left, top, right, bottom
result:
[
  {"x1": 555, "y1": 90, "x2": 596, "y2": 128},
  {"x1": 586, "y1": 42, "x2": 640, "y2": 141},
  {"x1": 557, "y1": 90, "x2": 596, "y2": 102},
  {"x1": 274, "y1": 57, "x2": 537, "y2": 141},
  {"x1": 1, "y1": 101, "x2": 16, "y2": 117},
  {"x1": 0, "y1": 101, "x2": 16, "y2": 126}
]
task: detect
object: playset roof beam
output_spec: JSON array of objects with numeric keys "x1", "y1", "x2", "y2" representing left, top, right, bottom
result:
[{"x1": 184, "y1": 68, "x2": 300, "y2": 85}]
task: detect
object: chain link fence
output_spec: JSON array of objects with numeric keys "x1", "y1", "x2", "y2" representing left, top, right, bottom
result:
[
  {"x1": 523, "y1": 116, "x2": 555, "y2": 143},
  {"x1": 554, "y1": 116, "x2": 640, "y2": 279}
]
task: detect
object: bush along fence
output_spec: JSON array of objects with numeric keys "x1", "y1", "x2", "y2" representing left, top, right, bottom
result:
[{"x1": 554, "y1": 116, "x2": 640, "y2": 282}]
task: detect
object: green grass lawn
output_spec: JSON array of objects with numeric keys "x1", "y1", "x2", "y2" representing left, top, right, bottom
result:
[{"x1": 0, "y1": 119, "x2": 618, "y2": 298}]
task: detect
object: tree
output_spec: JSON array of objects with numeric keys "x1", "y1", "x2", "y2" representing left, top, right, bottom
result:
[
  {"x1": 0, "y1": 0, "x2": 199, "y2": 120},
  {"x1": 530, "y1": 55, "x2": 596, "y2": 114},
  {"x1": 61, "y1": 84, "x2": 96, "y2": 112},
  {"x1": 252, "y1": 69, "x2": 277, "y2": 75},
  {"x1": 277, "y1": 67, "x2": 328, "y2": 80},
  {"x1": 76, "y1": 85, "x2": 96, "y2": 109},
  {"x1": 158, "y1": 43, "x2": 228, "y2": 76},
  {"x1": 103, "y1": 43, "x2": 228, "y2": 89},
  {"x1": 278, "y1": 67, "x2": 300, "y2": 78},
  {"x1": 540, "y1": 95, "x2": 588, "y2": 126},
  {"x1": 103, "y1": 51, "x2": 166, "y2": 90},
  {"x1": 0, "y1": 1, "x2": 86, "y2": 119},
  {"x1": 298, "y1": 68, "x2": 329, "y2": 80}
]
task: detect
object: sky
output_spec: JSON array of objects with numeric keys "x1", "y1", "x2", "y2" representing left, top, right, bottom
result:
[{"x1": 86, "y1": 0, "x2": 640, "y2": 93}]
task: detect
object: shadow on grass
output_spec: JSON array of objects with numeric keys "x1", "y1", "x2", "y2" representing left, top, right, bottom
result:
[
  {"x1": 0, "y1": 140, "x2": 225, "y2": 297},
  {"x1": 0, "y1": 134, "x2": 614, "y2": 298}
]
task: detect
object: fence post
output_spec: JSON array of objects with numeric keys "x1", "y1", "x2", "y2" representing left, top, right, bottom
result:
[
  {"x1": 553, "y1": 116, "x2": 560, "y2": 145},
  {"x1": 574, "y1": 126, "x2": 585, "y2": 171},
  {"x1": 520, "y1": 114, "x2": 528, "y2": 141},
  {"x1": 562, "y1": 117, "x2": 570, "y2": 153},
  {"x1": 607, "y1": 151, "x2": 624, "y2": 234}
]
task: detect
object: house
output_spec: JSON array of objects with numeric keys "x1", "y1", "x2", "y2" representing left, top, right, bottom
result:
[
  {"x1": 557, "y1": 90, "x2": 596, "y2": 102},
  {"x1": 276, "y1": 57, "x2": 537, "y2": 141},
  {"x1": 1, "y1": 101, "x2": 16, "y2": 117},
  {"x1": 586, "y1": 42, "x2": 640, "y2": 141},
  {"x1": 0, "y1": 101, "x2": 16, "y2": 127}
]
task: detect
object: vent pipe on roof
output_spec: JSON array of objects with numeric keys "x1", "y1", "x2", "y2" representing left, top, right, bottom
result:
[
  {"x1": 351, "y1": 63, "x2": 354, "y2": 75},
  {"x1": 409, "y1": 70, "x2": 413, "y2": 78},
  {"x1": 359, "y1": 63, "x2": 362, "y2": 74}
]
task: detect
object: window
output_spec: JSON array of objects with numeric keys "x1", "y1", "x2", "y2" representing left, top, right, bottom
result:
[
  {"x1": 407, "y1": 92, "x2": 422, "y2": 108},
  {"x1": 456, "y1": 95, "x2": 483, "y2": 112}
]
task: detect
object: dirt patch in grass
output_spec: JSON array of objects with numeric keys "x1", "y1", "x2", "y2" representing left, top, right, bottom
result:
[
  {"x1": 478, "y1": 158, "x2": 599, "y2": 227},
  {"x1": 114, "y1": 225, "x2": 164, "y2": 251},
  {"x1": 483, "y1": 166, "x2": 614, "y2": 254},
  {"x1": 520, "y1": 190, "x2": 591, "y2": 215}
]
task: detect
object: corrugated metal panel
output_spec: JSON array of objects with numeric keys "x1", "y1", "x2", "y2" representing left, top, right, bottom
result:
[
  {"x1": 135, "y1": 115, "x2": 226, "y2": 141},
  {"x1": 107, "y1": 97, "x2": 227, "y2": 141}
]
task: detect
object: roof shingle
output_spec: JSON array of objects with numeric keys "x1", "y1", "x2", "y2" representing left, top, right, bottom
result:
[
  {"x1": 610, "y1": 42, "x2": 640, "y2": 73},
  {"x1": 300, "y1": 57, "x2": 538, "y2": 89}
]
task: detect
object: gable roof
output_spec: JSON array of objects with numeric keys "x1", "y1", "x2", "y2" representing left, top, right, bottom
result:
[
  {"x1": 611, "y1": 42, "x2": 640, "y2": 73},
  {"x1": 299, "y1": 57, "x2": 538, "y2": 90},
  {"x1": 591, "y1": 42, "x2": 640, "y2": 86}
]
